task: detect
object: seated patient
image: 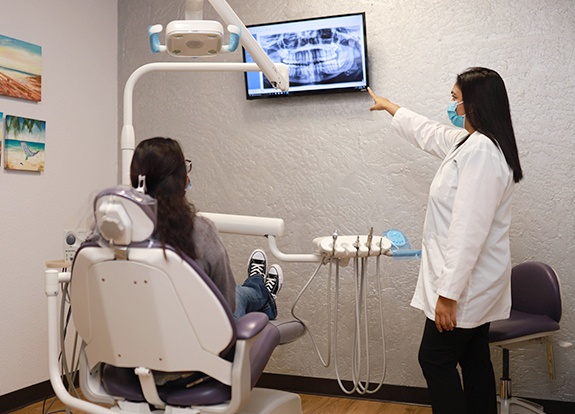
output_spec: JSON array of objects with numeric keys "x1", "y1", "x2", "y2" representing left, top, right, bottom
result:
[{"x1": 129, "y1": 137, "x2": 283, "y2": 323}]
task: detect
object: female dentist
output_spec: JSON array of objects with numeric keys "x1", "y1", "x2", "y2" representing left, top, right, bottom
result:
[{"x1": 368, "y1": 67, "x2": 523, "y2": 414}]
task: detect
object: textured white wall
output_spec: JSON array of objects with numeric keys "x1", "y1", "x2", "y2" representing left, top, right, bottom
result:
[
  {"x1": 0, "y1": 0, "x2": 118, "y2": 395},
  {"x1": 118, "y1": 0, "x2": 575, "y2": 402}
]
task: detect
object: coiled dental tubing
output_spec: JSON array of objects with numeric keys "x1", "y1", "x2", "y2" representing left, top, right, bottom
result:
[{"x1": 293, "y1": 229, "x2": 392, "y2": 395}]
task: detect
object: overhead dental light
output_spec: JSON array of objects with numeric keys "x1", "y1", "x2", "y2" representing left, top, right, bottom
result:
[
  {"x1": 148, "y1": 0, "x2": 241, "y2": 57},
  {"x1": 120, "y1": 0, "x2": 289, "y2": 185}
]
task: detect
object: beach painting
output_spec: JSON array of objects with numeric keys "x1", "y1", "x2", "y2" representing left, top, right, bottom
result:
[
  {"x1": 0, "y1": 34, "x2": 42, "y2": 101},
  {"x1": 4, "y1": 115, "x2": 45, "y2": 172},
  {"x1": 0, "y1": 112, "x2": 3, "y2": 156}
]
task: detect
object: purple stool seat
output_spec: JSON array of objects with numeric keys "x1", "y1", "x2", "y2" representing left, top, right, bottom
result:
[
  {"x1": 489, "y1": 310, "x2": 560, "y2": 344},
  {"x1": 488, "y1": 261, "x2": 561, "y2": 345},
  {"x1": 486, "y1": 262, "x2": 561, "y2": 414}
]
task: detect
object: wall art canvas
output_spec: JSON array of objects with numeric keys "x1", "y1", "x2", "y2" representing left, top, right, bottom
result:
[
  {"x1": 0, "y1": 34, "x2": 42, "y2": 101},
  {"x1": 0, "y1": 112, "x2": 3, "y2": 157},
  {"x1": 4, "y1": 115, "x2": 45, "y2": 172}
]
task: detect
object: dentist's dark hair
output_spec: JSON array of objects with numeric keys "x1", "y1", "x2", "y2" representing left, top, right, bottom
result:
[
  {"x1": 458, "y1": 67, "x2": 523, "y2": 183},
  {"x1": 130, "y1": 137, "x2": 197, "y2": 259}
]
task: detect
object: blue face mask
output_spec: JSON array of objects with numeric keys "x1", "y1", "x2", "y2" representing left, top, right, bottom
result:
[
  {"x1": 447, "y1": 101, "x2": 465, "y2": 128},
  {"x1": 185, "y1": 159, "x2": 193, "y2": 192}
]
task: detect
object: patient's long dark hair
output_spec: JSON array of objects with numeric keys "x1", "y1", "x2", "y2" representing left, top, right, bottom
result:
[
  {"x1": 130, "y1": 137, "x2": 197, "y2": 259},
  {"x1": 458, "y1": 67, "x2": 523, "y2": 183}
]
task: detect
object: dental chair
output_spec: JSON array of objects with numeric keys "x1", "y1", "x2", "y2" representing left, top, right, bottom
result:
[
  {"x1": 488, "y1": 262, "x2": 562, "y2": 414},
  {"x1": 46, "y1": 186, "x2": 302, "y2": 414}
]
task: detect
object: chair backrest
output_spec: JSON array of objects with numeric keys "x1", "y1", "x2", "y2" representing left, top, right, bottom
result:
[
  {"x1": 511, "y1": 261, "x2": 562, "y2": 323},
  {"x1": 71, "y1": 186, "x2": 237, "y2": 386}
]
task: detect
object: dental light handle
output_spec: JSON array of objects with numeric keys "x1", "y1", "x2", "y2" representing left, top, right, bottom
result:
[
  {"x1": 221, "y1": 25, "x2": 240, "y2": 53},
  {"x1": 148, "y1": 25, "x2": 166, "y2": 53}
]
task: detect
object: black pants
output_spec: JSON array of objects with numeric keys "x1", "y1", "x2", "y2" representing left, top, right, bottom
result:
[{"x1": 418, "y1": 318, "x2": 497, "y2": 414}]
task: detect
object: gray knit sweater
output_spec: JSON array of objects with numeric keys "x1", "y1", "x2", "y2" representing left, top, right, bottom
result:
[{"x1": 190, "y1": 215, "x2": 237, "y2": 311}]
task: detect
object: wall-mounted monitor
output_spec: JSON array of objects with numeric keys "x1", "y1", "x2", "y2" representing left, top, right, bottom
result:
[{"x1": 242, "y1": 12, "x2": 369, "y2": 100}]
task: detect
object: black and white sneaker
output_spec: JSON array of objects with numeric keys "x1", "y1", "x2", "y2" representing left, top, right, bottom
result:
[
  {"x1": 266, "y1": 264, "x2": 283, "y2": 297},
  {"x1": 247, "y1": 249, "x2": 267, "y2": 278}
]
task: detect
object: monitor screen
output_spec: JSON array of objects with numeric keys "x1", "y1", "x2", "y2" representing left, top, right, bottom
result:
[{"x1": 242, "y1": 12, "x2": 369, "y2": 100}]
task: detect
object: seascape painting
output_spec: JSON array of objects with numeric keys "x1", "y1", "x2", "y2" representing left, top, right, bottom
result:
[
  {"x1": 0, "y1": 112, "x2": 3, "y2": 157},
  {"x1": 0, "y1": 34, "x2": 42, "y2": 101},
  {"x1": 4, "y1": 115, "x2": 45, "y2": 172}
]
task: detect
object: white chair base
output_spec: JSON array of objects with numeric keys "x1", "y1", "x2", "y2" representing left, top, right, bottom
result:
[
  {"x1": 237, "y1": 388, "x2": 302, "y2": 414},
  {"x1": 498, "y1": 396, "x2": 545, "y2": 414},
  {"x1": 105, "y1": 388, "x2": 301, "y2": 414}
]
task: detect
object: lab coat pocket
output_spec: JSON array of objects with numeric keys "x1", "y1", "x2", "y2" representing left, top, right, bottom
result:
[
  {"x1": 429, "y1": 159, "x2": 459, "y2": 207},
  {"x1": 423, "y1": 233, "x2": 447, "y2": 289}
]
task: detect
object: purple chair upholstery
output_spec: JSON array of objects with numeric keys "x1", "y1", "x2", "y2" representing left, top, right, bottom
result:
[
  {"x1": 93, "y1": 245, "x2": 282, "y2": 407},
  {"x1": 70, "y1": 186, "x2": 290, "y2": 412},
  {"x1": 100, "y1": 313, "x2": 280, "y2": 406},
  {"x1": 489, "y1": 261, "x2": 561, "y2": 344},
  {"x1": 488, "y1": 262, "x2": 561, "y2": 414}
]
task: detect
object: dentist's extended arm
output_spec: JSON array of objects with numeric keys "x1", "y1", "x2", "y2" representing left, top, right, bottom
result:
[{"x1": 368, "y1": 87, "x2": 401, "y2": 116}]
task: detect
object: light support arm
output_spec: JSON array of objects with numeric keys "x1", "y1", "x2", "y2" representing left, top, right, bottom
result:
[
  {"x1": 120, "y1": 0, "x2": 293, "y2": 262},
  {"x1": 120, "y1": 61, "x2": 288, "y2": 185},
  {"x1": 206, "y1": 0, "x2": 289, "y2": 91},
  {"x1": 185, "y1": 0, "x2": 204, "y2": 20}
]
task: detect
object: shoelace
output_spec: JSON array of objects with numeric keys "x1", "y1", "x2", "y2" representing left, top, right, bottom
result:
[
  {"x1": 265, "y1": 276, "x2": 276, "y2": 293},
  {"x1": 249, "y1": 261, "x2": 266, "y2": 277}
]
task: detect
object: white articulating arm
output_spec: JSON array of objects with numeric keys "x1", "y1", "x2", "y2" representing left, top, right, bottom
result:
[
  {"x1": 198, "y1": 212, "x2": 321, "y2": 263},
  {"x1": 186, "y1": 0, "x2": 204, "y2": 20},
  {"x1": 120, "y1": 61, "x2": 287, "y2": 185},
  {"x1": 206, "y1": 0, "x2": 289, "y2": 92},
  {"x1": 199, "y1": 212, "x2": 285, "y2": 237}
]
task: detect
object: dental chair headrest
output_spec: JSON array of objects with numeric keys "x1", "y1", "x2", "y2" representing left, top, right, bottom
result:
[{"x1": 94, "y1": 186, "x2": 157, "y2": 246}]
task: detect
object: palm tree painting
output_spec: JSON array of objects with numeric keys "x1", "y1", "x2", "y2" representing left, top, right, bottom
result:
[
  {"x1": 4, "y1": 115, "x2": 46, "y2": 172},
  {"x1": 0, "y1": 34, "x2": 42, "y2": 101}
]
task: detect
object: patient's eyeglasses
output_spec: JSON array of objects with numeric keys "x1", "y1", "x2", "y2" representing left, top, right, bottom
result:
[{"x1": 185, "y1": 159, "x2": 193, "y2": 173}]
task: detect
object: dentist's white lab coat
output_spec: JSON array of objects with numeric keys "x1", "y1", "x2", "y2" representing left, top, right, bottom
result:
[{"x1": 392, "y1": 108, "x2": 514, "y2": 329}]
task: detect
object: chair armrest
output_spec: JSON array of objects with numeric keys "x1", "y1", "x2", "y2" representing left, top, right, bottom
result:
[{"x1": 236, "y1": 312, "x2": 269, "y2": 339}]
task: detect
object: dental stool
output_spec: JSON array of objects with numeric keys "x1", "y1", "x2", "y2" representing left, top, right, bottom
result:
[
  {"x1": 488, "y1": 262, "x2": 562, "y2": 414},
  {"x1": 46, "y1": 186, "x2": 302, "y2": 414}
]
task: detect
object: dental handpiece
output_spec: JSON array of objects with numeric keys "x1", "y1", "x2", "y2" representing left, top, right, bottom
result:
[
  {"x1": 366, "y1": 227, "x2": 373, "y2": 250},
  {"x1": 332, "y1": 230, "x2": 338, "y2": 257}
]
